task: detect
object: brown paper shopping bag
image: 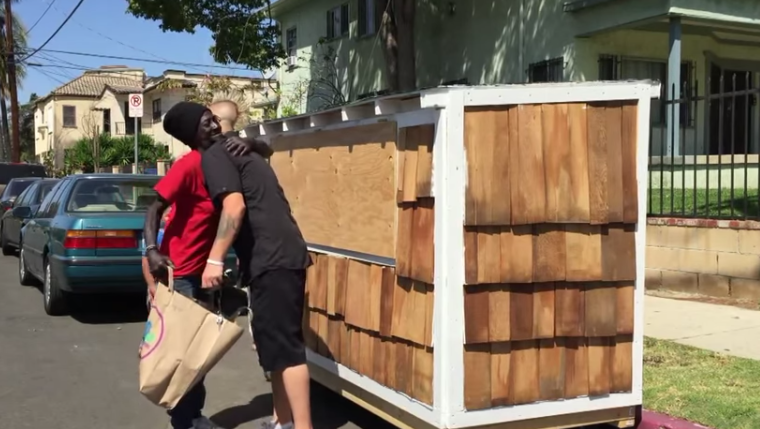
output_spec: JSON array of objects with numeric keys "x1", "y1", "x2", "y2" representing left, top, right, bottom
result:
[{"x1": 138, "y1": 269, "x2": 244, "y2": 408}]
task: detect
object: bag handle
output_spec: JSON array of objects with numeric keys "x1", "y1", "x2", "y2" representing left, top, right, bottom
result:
[{"x1": 165, "y1": 266, "x2": 174, "y2": 292}]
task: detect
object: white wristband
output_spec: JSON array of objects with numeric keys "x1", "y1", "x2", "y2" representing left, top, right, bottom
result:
[{"x1": 206, "y1": 259, "x2": 224, "y2": 267}]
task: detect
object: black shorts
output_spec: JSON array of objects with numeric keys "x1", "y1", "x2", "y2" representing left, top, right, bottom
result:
[{"x1": 250, "y1": 268, "x2": 307, "y2": 372}]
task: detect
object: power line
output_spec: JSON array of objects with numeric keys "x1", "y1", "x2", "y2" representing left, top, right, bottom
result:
[
  {"x1": 20, "y1": 47, "x2": 262, "y2": 73},
  {"x1": 21, "y1": 0, "x2": 86, "y2": 61},
  {"x1": 29, "y1": 66, "x2": 65, "y2": 85},
  {"x1": 26, "y1": 0, "x2": 57, "y2": 34}
]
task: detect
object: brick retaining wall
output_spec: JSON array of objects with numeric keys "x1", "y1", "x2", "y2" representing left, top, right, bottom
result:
[{"x1": 647, "y1": 218, "x2": 760, "y2": 301}]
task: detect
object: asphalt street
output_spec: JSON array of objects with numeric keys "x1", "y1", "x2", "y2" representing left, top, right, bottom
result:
[{"x1": 0, "y1": 253, "x2": 393, "y2": 429}]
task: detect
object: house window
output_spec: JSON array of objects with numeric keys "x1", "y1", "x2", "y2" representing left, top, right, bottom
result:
[
  {"x1": 102, "y1": 109, "x2": 111, "y2": 134},
  {"x1": 152, "y1": 99, "x2": 162, "y2": 121},
  {"x1": 528, "y1": 58, "x2": 564, "y2": 83},
  {"x1": 358, "y1": 0, "x2": 379, "y2": 37},
  {"x1": 123, "y1": 101, "x2": 142, "y2": 135},
  {"x1": 62, "y1": 105, "x2": 76, "y2": 128},
  {"x1": 598, "y1": 55, "x2": 694, "y2": 127},
  {"x1": 285, "y1": 27, "x2": 297, "y2": 68},
  {"x1": 327, "y1": 4, "x2": 349, "y2": 39}
]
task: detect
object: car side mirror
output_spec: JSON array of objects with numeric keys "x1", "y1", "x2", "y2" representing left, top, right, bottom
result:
[{"x1": 12, "y1": 206, "x2": 32, "y2": 218}]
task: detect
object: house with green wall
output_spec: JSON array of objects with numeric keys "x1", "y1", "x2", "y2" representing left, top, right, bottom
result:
[{"x1": 272, "y1": 0, "x2": 760, "y2": 165}]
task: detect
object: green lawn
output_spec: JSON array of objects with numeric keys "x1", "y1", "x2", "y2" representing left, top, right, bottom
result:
[
  {"x1": 648, "y1": 188, "x2": 760, "y2": 218},
  {"x1": 644, "y1": 337, "x2": 760, "y2": 429}
]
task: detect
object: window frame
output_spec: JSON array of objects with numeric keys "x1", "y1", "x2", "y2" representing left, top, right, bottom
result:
[
  {"x1": 62, "y1": 105, "x2": 76, "y2": 128},
  {"x1": 13, "y1": 184, "x2": 35, "y2": 208},
  {"x1": 528, "y1": 57, "x2": 565, "y2": 83},
  {"x1": 37, "y1": 179, "x2": 67, "y2": 219},
  {"x1": 152, "y1": 98, "x2": 162, "y2": 122},
  {"x1": 326, "y1": 3, "x2": 350, "y2": 40},
  {"x1": 358, "y1": 0, "x2": 380, "y2": 37},
  {"x1": 598, "y1": 54, "x2": 695, "y2": 128}
]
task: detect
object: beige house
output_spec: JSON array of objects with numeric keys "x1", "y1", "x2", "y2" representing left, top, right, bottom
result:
[{"x1": 34, "y1": 66, "x2": 279, "y2": 163}]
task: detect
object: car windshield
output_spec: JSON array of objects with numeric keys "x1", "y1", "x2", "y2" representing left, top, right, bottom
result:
[
  {"x1": 66, "y1": 178, "x2": 159, "y2": 212},
  {"x1": 3, "y1": 180, "x2": 36, "y2": 199}
]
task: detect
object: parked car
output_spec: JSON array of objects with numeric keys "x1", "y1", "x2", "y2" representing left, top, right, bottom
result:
[
  {"x1": 18, "y1": 173, "x2": 237, "y2": 316},
  {"x1": 0, "y1": 163, "x2": 46, "y2": 194},
  {"x1": 1, "y1": 178, "x2": 59, "y2": 255},
  {"x1": 0, "y1": 177, "x2": 44, "y2": 214}
]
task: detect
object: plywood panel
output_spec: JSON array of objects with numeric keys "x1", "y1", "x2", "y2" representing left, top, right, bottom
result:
[
  {"x1": 605, "y1": 103, "x2": 625, "y2": 223},
  {"x1": 542, "y1": 104, "x2": 574, "y2": 223},
  {"x1": 588, "y1": 337, "x2": 612, "y2": 396},
  {"x1": 477, "y1": 227, "x2": 501, "y2": 284},
  {"x1": 538, "y1": 338, "x2": 566, "y2": 401},
  {"x1": 488, "y1": 284, "x2": 511, "y2": 342},
  {"x1": 410, "y1": 198, "x2": 435, "y2": 284},
  {"x1": 617, "y1": 281, "x2": 635, "y2": 335},
  {"x1": 510, "y1": 105, "x2": 546, "y2": 225},
  {"x1": 564, "y1": 337, "x2": 589, "y2": 398},
  {"x1": 587, "y1": 104, "x2": 609, "y2": 225},
  {"x1": 396, "y1": 203, "x2": 414, "y2": 278},
  {"x1": 585, "y1": 283, "x2": 618, "y2": 337},
  {"x1": 271, "y1": 122, "x2": 396, "y2": 258},
  {"x1": 565, "y1": 224, "x2": 602, "y2": 281},
  {"x1": 463, "y1": 107, "x2": 511, "y2": 225},
  {"x1": 464, "y1": 344, "x2": 492, "y2": 410},
  {"x1": 500, "y1": 225, "x2": 534, "y2": 283},
  {"x1": 621, "y1": 102, "x2": 639, "y2": 224},
  {"x1": 532, "y1": 283, "x2": 555, "y2": 339},
  {"x1": 533, "y1": 224, "x2": 566, "y2": 282},
  {"x1": 602, "y1": 224, "x2": 637, "y2": 281},
  {"x1": 490, "y1": 342, "x2": 511, "y2": 406},
  {"x1": 555, "y1": 282, "x2": 585, "y2": 337},
  {"x1": 567, "y1": 103, "x2": 591, "y2": 222},
  {"x1": 510, "y1": 340, "x2": 540, "y2": 405},
  {"x1": 612, "y1": 334, "x2": 634, "y2": 393},
  {"x1": 465, "y1": 284, "x2": 491, "y2": 344}
]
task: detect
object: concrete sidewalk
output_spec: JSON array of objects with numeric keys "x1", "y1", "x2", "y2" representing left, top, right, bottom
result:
[{"x1": 645, "y1": 294, "x2": 760, "y2": 360}]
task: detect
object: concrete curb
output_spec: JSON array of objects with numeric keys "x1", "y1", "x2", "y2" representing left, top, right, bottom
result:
[{"x1": 638, "y1": 410, "x2": 714, "y2": 429}]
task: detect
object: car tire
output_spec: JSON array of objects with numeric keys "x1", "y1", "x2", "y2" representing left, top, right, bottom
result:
[
  {"x1": 18, "y1": 245, "x2": 36, "y2": 286},
  {"x1": 1, "y1": 227, "x2": 13, "y2": 256},
  {"x1": 43, "y1": 258, "x2": 68, "y2": 316}
]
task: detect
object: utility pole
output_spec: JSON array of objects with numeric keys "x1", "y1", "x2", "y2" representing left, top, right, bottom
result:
[{"x1": 4, "y1": 0, "x2": 19, "y2": 162}]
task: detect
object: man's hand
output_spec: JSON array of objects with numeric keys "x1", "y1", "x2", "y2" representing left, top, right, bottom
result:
[
  {"x1": 201, "y1": 263, "x2": 224, "y2": 289},
  {"x1": 146, "y1": 248, "x2": 173, "y2": 281},
  {"x1": 225, "y1": 135, "x2": 273, "y2": 159}
]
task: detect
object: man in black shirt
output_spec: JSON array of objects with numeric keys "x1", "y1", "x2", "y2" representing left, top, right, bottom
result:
[{"x1": 199, "y1": 106, "x2": 313, "y2": 429}]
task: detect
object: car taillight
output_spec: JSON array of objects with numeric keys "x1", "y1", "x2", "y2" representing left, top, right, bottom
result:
[{"x1": 63, "y1": 230, "x2": 137, "y2": 249}]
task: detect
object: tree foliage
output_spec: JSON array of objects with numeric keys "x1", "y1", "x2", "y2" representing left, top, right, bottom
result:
[
  {"x1": 19, "y1": 92, "x2": 37, "y2": 162},
  {"x1": 126, "y1": 0, "x2": 283, "y2": 72},
  {"x1": 63, "y1": 134, "x2": 171, "y2": 174}
]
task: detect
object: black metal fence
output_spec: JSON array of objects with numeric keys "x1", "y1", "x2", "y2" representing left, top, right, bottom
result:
[{"x1": 648, "y1": 70, "x2": 760, "y2": 220}]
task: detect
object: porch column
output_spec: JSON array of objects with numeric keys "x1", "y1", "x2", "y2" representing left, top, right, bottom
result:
[{"x1": 667, "y1": 16, "x2": 682, "y2": 157}]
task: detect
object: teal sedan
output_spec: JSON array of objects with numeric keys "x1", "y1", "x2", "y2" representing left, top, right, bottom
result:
[{"x1": 18, "y1": 174, "x2": 236, "y2": 316}]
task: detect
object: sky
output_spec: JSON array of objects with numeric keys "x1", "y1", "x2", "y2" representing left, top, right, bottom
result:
[{"x1": 13, "y1": 0, "x2": 264, "y2": 103}]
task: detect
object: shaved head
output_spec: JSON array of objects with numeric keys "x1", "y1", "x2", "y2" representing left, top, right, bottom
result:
[{"x1": 209, "y1": 100, "x2": 239, "y2": 132}]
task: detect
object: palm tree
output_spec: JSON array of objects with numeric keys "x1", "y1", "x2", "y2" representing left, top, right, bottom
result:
[{"x1": 0, "y1": 4, "x2": 27, "y2": 161}]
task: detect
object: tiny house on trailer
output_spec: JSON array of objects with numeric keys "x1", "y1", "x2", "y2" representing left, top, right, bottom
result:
[{"x1": 253, "y1": 81, "x2": 657, "y2": 429}]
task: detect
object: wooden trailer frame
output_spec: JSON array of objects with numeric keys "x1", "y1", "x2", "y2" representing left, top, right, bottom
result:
[{"x1": 252, "y1": 81, "x2": 659, "y2": 429}]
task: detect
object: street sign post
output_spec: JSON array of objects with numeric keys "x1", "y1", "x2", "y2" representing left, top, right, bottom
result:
[{"x1": 128, "y1": 93, "x2": 143, "y2": 173}]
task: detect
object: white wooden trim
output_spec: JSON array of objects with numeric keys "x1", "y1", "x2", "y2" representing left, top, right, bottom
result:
[
  {"x1": 463, "y1": 82, "x2": 660, "y2": 107},
  {"x1": 447, "y1": 395, "x2": 640, "y2": 428},
  {"x1": 305, "y1": 349, "x2": 440, "y2": 426},
  {"x1": 631, "y1": 86, "x2": 652, "y2": 406},
  {"x1": 436, "y1": 90, "x2": 467, "y2": 426}
]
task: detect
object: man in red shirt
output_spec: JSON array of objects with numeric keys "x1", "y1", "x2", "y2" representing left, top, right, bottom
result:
[{"x1": 143, "y1": 101, "x2": 272, "y2": 429}]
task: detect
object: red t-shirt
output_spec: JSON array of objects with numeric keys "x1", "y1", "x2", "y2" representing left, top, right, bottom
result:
[{"x1": 154, "y1": 151, "x2": 218, "y2": 277}]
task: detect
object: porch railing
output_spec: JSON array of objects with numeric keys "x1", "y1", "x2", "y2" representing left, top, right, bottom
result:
[{"x1": 648, "y1": 71, "x2": 760, "y2": 221}]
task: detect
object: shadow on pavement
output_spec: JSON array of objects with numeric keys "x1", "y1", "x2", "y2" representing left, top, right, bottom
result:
[
  {"x1": 68, "y1": 294, "x2": 148, "y2": 325},
  {"x1": 210, "y1": 382, "x2": 394, "y2": 429}
]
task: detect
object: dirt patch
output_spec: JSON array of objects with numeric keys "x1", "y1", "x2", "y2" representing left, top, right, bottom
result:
[{"x1": 647, "y1": 289, "x2": 760, "y2": 311}]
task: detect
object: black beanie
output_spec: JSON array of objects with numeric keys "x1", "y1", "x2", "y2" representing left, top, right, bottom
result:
[{"x1": 163, "y1": 101, "x2": 208, "y2": 147}]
